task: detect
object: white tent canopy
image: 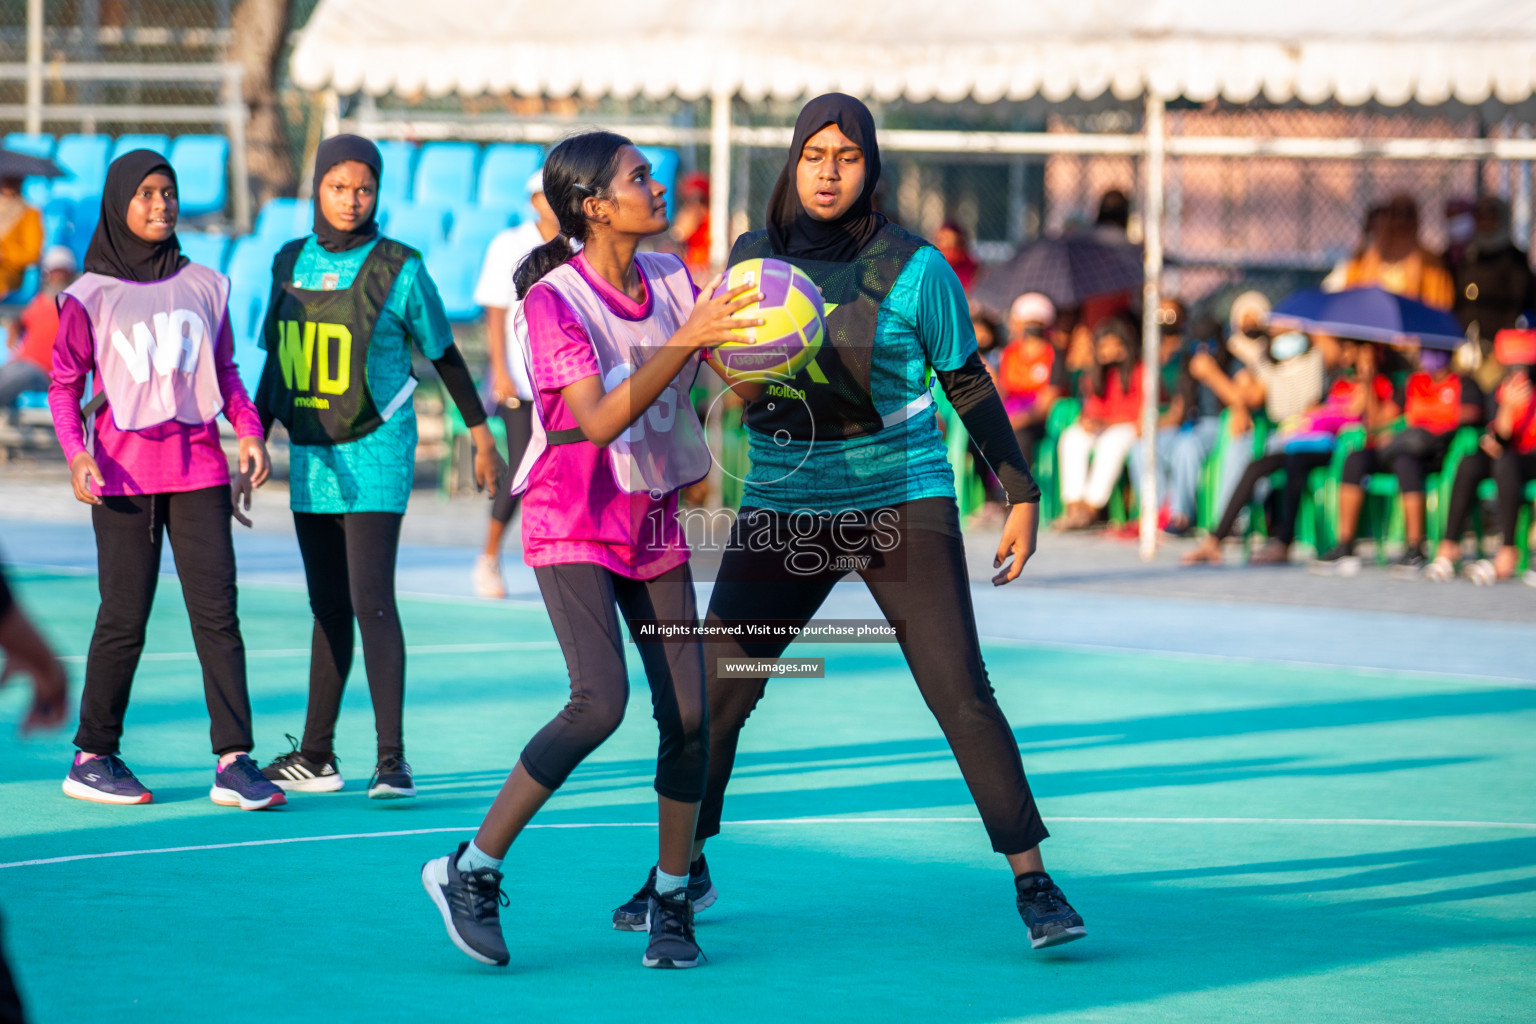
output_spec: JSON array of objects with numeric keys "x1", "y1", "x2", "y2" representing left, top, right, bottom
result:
[{"x1": 292, "y1": 0, "x2": 1536, "y2": 107}]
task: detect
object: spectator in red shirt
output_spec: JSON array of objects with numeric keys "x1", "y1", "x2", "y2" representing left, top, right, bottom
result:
[
  {"x1": 1055, "y1": 316, "x2": 1143, "y2": 529},
  {"x1": 1314, "y1": 345, "x2": 1484, "y2": 575},
  {"x1": 935, "y1": 220, "x2": 978, "y2": 291},
  {"x1": 0, "y1": 244, "x2": 75, "y2": 420}
]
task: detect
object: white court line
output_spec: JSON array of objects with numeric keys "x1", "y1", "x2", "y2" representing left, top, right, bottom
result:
[
  {"x1": 56, "y1": 640, "x2": 559, "y2": 664},
  {"x1": 4, "y1": 815, "x2": 1533, "y2": 871}
]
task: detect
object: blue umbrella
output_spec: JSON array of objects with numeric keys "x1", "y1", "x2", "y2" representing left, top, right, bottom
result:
[{"x1": 1270, "y1": 286, "x2": 1466, "y2": 350}]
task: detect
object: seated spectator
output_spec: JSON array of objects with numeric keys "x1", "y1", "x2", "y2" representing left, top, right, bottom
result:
[
  {"x1": 1427, "y1": 329, "x2": 1529, "y2": 581},
  {"x1": 1055, "y1": 316, "x2": 1142, "y2": 530},
  {"x1": 935, "y1": 221, "x2": 978, "y2": 291},
  {"x1": 1133, "y1": 314, "x2": 1253, "y2": 535},
  {"x1": 1451, "y1": 342, "x2": 1536, "y2": 585},
  {"x1": 1182, "y1": 332, "x2": 1340, "y2": 564},
  {"x1": 1324, "y1": 194, "x2": 1455, "y2": 311},
  {"x1": 998, "y1": 292, "x2": 1061, "y2": 467},
  {"x1": 669, "y1": 172, "x2": 712, "y2": 281},
  {"x1": 0, "y1": 176, "x2": 42, "y2": 296},
  {"x1": 0, "y1": 245, "x2": 74, "y2": 421},
  {"x1": 1313, "y1": 345, "x2": 1484, "y2": 575}
]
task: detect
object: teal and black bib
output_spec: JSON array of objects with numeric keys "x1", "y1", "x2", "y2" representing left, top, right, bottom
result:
[
  {"x1": 730, "y1": 223, "x2": 925, "y2": 441},
  {"x1": 257, "y1": 238, "x2": 415, "y2": 447}
]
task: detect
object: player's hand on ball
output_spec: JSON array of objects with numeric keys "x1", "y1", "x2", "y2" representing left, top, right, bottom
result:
[{"x1": 683, "y1": 273, "x2": 765, "y2": 350}]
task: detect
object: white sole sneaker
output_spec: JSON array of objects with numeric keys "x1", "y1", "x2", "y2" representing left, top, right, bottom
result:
[
  {"x1": 368, "y1": 781, "x2": 417, "y2": 799},
  {"x1": 269, "y1": 772, "x2": 345, "y2": 793},
  {"x1": 421, "y1": 858, "x2": 504, "y2": 966},
  {"x1": 62, "y1": 776, "x2": 152, "y2": 805},
  {"x1": 209, "y1": 785, "x2": 287, "y2": 811},
  {"x1": 1031, "y1": 925, "x2": 1088, "y2": 950}
]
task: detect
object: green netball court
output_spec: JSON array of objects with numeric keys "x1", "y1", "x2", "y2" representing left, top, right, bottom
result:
[{"x1": 0, "y1": 541, "x2": 1533, "y2": 1023}]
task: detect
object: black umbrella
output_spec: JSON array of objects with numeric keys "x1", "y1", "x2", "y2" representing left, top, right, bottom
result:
[
  {"x1": 972, "y1": 232, "x2": 1142, "y2": 313},
  {"x1": 0, "y1": 149, "x2": 63, "y2": 180}
]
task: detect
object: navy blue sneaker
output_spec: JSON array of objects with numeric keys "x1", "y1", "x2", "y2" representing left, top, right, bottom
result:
[
  {"x1": 613, "y1": 855, "x2": 718, "y2": 931},
  {"x1": 210, "y1": 754, "x2": 287, "y2": 810},
  {"x1": 643, "y1": 889, "x2": 702, "y2": 969},
  {"x1": 421, "y1": 841, "x2": 510, "y2": 966},
  {"x1": 367, "y1": 755, "x2": 416, "y2": 799},
  {"x1": 1015, "y1": 873, "x2": 1086, "y2": 949},
  {"x1": 62, "y1": 753, "x2": 152, "y2": 805}
]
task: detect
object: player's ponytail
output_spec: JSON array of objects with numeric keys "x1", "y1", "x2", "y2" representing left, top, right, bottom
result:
[{"x1": 514, "y1": 129, "x2": 631, "y2": 299}]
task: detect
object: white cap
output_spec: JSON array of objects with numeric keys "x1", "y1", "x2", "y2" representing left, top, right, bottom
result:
[
  {"x1": 1009, "y1": 292, "x2": 1056, "y2": 327},
  {"x1": 42, "y1": 245, "x2": 76, "y2": 273},
  {"x1": 526, "y1": 168, "x2": 545, "y2": 196}
]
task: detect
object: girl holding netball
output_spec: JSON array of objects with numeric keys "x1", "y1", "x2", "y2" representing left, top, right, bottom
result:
[
  {"x1": 419, "y1": 130, "x2": 761, "y2": 970},
  {"x1": 609, "y1": 94, "x2": 1086, "y2": 950},
  {"x1": 49, "y1": 150, "x2": 285, "y2": 810},
  {"x1": 256, "y1": 135, "x2": 504, "y2": 800}
]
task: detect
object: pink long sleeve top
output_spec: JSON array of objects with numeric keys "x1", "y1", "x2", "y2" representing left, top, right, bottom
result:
[{"x1": 47, "y1": 294, "x2": 262, "y2": 496}]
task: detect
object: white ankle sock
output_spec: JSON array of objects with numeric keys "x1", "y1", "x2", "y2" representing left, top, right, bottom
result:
[
  {"x1": 457, "y1": 841, "x2": 503, "y2": 875},
  {"x1": 654, "y1": 866, "x2": 688, "y2": 897}
]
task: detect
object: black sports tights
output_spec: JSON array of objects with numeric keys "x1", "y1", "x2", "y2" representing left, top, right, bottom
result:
[
  {"x1": 1494, "y1": 449, "x2": 1536, "y2": 547},
  {"x1": 697, "y1": 498, "x2": 1049, "y2": 856},
  {"x1": 1210, "y1": 450, "x2": 1330, "y2": 545},
  {"x1": 292, "y1": 511, "x2": 406, "y2": 763},
  {"x1": 521, "y1": 561, "x2": 707, "y2": 801}
]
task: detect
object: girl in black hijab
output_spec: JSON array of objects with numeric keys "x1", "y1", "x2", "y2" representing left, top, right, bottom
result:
[
  {"x1": 610, "y1": 93, "x2": 1088, "y2": 952},
  {"x1": 256, "y1": 135, "x2": 505, "y2": 802},
  {"x1": 82, "y1": 148, "x2": 189, "y2": 281},
  {"x1": 49, "y1": 148, "x2": 283, "y2": 810}
]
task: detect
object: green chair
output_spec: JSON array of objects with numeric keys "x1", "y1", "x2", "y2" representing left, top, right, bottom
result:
[
  {"x1": 935, "y1": 390, "x2": 988, "y2": 520},
  {"x1": 1037, "y1": 398, "x2": 1080, "y2": 523}
]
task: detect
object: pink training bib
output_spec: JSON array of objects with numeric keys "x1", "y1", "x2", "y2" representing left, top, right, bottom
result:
[
  {"x1": 63, "y1": 264, "x2": 229, "y2": 432},
  {"x1": 511, "y1": 251, "x2": 711, "y2": 496}
]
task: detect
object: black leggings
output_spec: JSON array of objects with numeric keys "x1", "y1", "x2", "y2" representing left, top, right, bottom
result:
[
  {"x1": 292, "y1": 511, "x2": 405, "y2": 763},
  {"x1": 697, "y1": 498, "x2": 1049, "y2": 855},
  {"x1": 1340, "y1": 429, "x2": 1450, "y2": 494},
  {"x1": 1442, "y1": 449, "x2": 1492, "y2": 545},
  {"x1": 491, "y1": 402, "x2": 534, "y2": 526},
  {"x1": 1494, "y1": 448, "x2": 1536, "y2": 547},
  {"x1": 521, "y1": 561, "x2": 707, "y2": 802},
  {"x1": 1210, "y1": 449, "x2": 1329, "y2": 545},
  {"x1": 76, "y1": 486, "x2": 254, "y2": 757}
]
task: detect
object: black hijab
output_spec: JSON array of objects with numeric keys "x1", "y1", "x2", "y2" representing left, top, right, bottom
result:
[
  {"x1": 83, "y1": 149, "x2": 188, "y2": 283},
  {"x1": 766, "y1": 93, "x2": 886, "y2": 263},
  {"x1": 312, "y1": 134, "x2": 382, "y2": 253}
]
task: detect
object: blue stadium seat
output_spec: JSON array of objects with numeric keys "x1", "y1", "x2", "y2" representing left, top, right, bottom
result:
[
  {"x1": 476, "y1": 143, "x2": 542, "y2": 213},
  {"x1": 448, "y1": 211, "x2": 511, "y2": 263},
  {"x1": 223, "y1": 235, "x2": 282, "y2": 392},
  {"x1": 50, "y1": 134, "x2": 111, "y2": 203},
  {"x1": 3, "y1": 265, "x2": 38, "y2": 304},
  {"x1": 111, "y1": 134, "x2": 171, "y2": 163},
  {"x1": 413, "y1": 142, "x2": 478, "y2": 208},
  {"x1": 383, "y1": 204, "x2": 450, "y2": 254},
  {"x1": 254, "y1": 197, "x2": 310, "y2": 240},
  {"x1": 42, "y1": 197, "x2": 73, "y2": 248},
  {"x1": 374, "y1": 140, "x2": 416, "y2": 204},
  {"x1": 4, "y1": 132, "x2": 54, "y2": 158},
  {"x1": 637, "y1": 147, "x2": 680, "y2": 218},
  {"x1": 68, "y1": 200, "x2": 99, "y2": 264},
  {"x1": 169, "y1": 135, "x2": 229, "y2": 216},
  {"x1": 424, "y1": 244, "x2": 485, "y2": 322},
  {"x1": 178, "y1": 231, "x2": 228, "y2": 271}
]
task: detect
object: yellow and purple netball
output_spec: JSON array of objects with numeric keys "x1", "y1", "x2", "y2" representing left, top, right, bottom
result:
[{"x1": 711, "y1": 258, "x2": 824, "y2": 380}]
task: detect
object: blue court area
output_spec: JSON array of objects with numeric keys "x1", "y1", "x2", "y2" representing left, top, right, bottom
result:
[{"x1": 0, "y1": 517, "x2": 1533, "y2": 1023}]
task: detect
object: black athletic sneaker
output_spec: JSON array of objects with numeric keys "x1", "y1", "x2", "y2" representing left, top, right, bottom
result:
[
  {"x1": 1015, "y1": 873, "x2": 1087, "y2": 949},
  {"x1": 367, "y1": 755, "x2": 415, "y2": 799},
  {"x1": 62, "y1": 753, "x2": 152, "y2": 805},
  {"x1": 1310, "y1": 542, "x2": 1362, "y2": 577},
  {"x1": 612, "y1": 856, "x2": 718, "y2": 931},
  {"x1": 261, "y1": 734, "x2": 344, "y2": 793},
  {"x1": 210, "y1": 754, "x2": 287, "y2": 810},
  {"x1": 642, "y1": 889, "x2": 702, "y2": 969},
  {"x1": 421, "y1": 841, "x2": 510, "y2": 966},
  {"x1": 1389, "y1": 547, "x2": 1428, "y2": 578}
]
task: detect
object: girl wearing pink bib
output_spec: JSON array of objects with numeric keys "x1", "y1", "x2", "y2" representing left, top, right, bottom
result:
[
  {"x1": 48, "y1": 150, "x2": 284, "y2": 811},
  {"x1": 421, "y1": 131, "x2": 762, "y2": 971}
]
